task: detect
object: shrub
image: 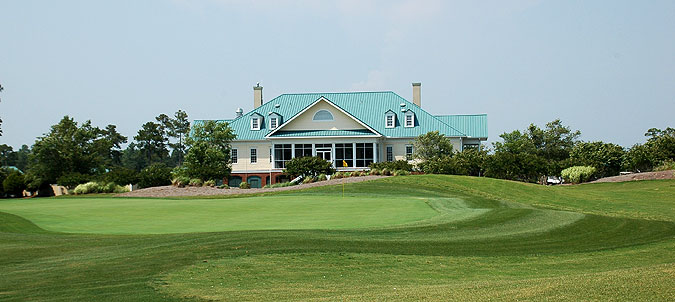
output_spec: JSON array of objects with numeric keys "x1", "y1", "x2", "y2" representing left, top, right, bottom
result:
[
  {"x1": 317, "y1": 174, "x2": 327, "y2": 181},
  {"x1": 381, "y1": 168, "x2": 391, "y2": 176},
  {"x1": 284, "y1": 156, "x2": 335, "y2": 178},
  {"x1": 204, "y1": 179, "x2": 216, "y2": 187},
  {"x1": 332, "y1": 172, "x2": 343, "y2": 179},
  {"x1": 172, "y1": 176, "x2": 190, "y2": 187},
  {"x1": 393, "y1": 170, "x2": 410, "y2": 176},
  {"x1": 217, "y1": 184, "x2": 227, "y2": 189},
  {"x1": 239, "y1": 181, "x2": 250, "y2": 189},
  {"x1": 561, "y1": 166, "x2": 597, "y2": 184},
  {"x1": 654, "y1": 159, "x2": 675, "y2": 171},
  {"x1": 189, "y1": 178, "x2": 203, "y2": 187},
  {"x1": 369, "y1": 160, "x2": 414, "y2": 172},
  {"x1": 57, "y1": 172, "x2": 91, "y2": 188},
  {"x1": 102, "y1": 167, "x2": 140, "y2": 186},
  {"x1": 3, "y1": 171, "x2": 26, "y2": 196},
  {"x1": 302, "y1": 176, "x2": 315, "y2": 184},
  {"x1": 138, "y1": 163, "x2": 172, "y2": 188},
  {"x1": 369, "y1": 169, "x2": 380, "y2": 176},
  {"x1": 73, "y1": 181, "x2": 128, "y2": 194}
]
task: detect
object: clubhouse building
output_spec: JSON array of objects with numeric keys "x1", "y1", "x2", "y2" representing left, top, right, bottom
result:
[{"x1": 195, "y1": 83, "x2": 487, "y2": 188}]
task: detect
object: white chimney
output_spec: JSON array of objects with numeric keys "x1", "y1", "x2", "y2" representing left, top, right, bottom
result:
[
  {"x1": 253, "y1": 83, "x2": 263, "y2": 108},
  {"x1": 412, "y1": 82, "x2": 421, "y2": 107}
]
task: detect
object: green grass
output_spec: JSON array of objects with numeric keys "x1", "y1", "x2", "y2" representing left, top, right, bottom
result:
[
  {"x1": 0, "y1": 175, "x2": 674, "y2": 301},
  {"x1": 0, "y1": 196, "x2": 438, "y2": 234}
]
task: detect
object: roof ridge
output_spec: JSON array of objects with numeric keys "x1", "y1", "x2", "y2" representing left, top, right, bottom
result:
[
  {"x1": 435, "y1": 113, "x2": 488, "y2": 117},
  {"x1": 278, "y1": 91, "x2": 396, "y2": 96}
]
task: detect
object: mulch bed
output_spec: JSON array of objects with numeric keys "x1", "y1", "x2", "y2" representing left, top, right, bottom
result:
[
  {"x1": 589, "y1": 170, "x2": 674, "y2": 183},
  {"x1": 116, "y1": 175, "x2": 390, "y2": 198}
]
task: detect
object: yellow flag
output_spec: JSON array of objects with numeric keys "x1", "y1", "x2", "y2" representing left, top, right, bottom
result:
[{"x1": 342, "y1": 160, "x2": 348, "y2": 167}]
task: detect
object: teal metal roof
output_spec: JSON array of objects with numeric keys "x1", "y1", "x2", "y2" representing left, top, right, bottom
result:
[
  {"x1": 270, "y1": 129, "x2": 377, "y2": 138},
  {"x1": 435, "y1": 114, "x2": 488, "y2": 138},
  {"x1": 196, "y1": 91, "x2": 487, "y2": 141}
]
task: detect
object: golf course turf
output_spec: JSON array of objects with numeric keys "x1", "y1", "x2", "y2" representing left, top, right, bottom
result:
[{"x1": 1, "y1": 175, "x2": 673, "y2": 301}]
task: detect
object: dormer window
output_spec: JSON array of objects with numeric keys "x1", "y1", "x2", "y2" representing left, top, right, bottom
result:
[
  {"x1": 313, "y1": 110, "x2": 334, "y2": 121},
  {"x1": 250, "y1": 115, "x2": 262, "y2": 130},
  {"x1": 269, "y1": 117, "x2": 278, "y2": 129},
  {"x1": 405, "y1": 111, "x2": 415, "y2": 127},
  {"x1": 385, "y1": 111, "x2": 396, "y2": 128},
  {"x1": 268, "y1": 112, "x2": 281, "y2": 129}
]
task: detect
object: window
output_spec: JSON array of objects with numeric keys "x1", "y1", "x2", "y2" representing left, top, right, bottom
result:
[
  {"x1": 356, "y1": 143, "x2": 374, "y2": 167},
  {"x1": 463, "y1": 144, "x2": 480, "y2": 151},
  {"x1": 274, "y1": 144, "x2": 292, "y2": 168},
  {"x1": 269, "y1": 117, "x2": 278, "y2": 129},
  {"x1": 294, "y1": 144, "x2": 313, "y2": 158},
  {"x1": 313, "y1": 110, "x2": 334, "y2": 121},
  {"x1": 270, "y1": 148, "x2": 272, "y2": 162},
  {"x1": 405, "y1": 111, "x2": 415, "y2": 127},
  {"x1": 251, "y1": 117, "x2": 261, "y2": 130},
  {"x1": 385, "y1": 113, "x2": 395, "y2": 128},
  {"x1": 231, "y1": 149, "x2": 238, "y2": 164},
  {"x1": 386, "y1": 146, "x2": 393, "y2": 162},
  {"x1": 315, "y1": 143, "x2": 332, "y2": 161},
  {"x1": 334, "y1": 143, "x2": 353, "y2": 167},
  {"x1": 250, "y1": 148, "x2": 257, "y2": 164},
  {"x1": 406, "y1": 145, "x2": 414, "y2": 160}
]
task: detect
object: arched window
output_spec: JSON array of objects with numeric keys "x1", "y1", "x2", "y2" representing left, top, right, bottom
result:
[{"x1": 313, "y1": 110, "x2": 334, "y2": 121}]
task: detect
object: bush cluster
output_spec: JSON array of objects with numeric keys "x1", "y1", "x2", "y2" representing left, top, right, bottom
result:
[
  {"x1": 138, "y1": 163, "x2": 172, "y2": 188},
  {"x1": 73, "y1": 182, "x2": 129, "y2": 194},
  {"x1": 239, "y1": 181, "x2": 251, "y2": 189},
  {"x1": 284, "y1": 156, "x2": 335, "y2": 178},
  {"x1": 264, "y1": 182, "x2": 296, "y2": 188},
  {"x1": 369, "y1": 160, "x2": 414, "y2": 172},
  {"x1": 561, "y1": 166, "x2": 597, "y2": 184}
]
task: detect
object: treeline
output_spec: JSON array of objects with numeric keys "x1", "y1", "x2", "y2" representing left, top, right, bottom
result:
[
  {"x1": 413, "y1": 120, "x2": 674, "y2": 183},
  {"x1": 0, "y1": 110, "x2": 195, "y2": 196}
]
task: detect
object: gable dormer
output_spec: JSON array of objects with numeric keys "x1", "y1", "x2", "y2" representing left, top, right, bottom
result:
[
  {"x1": 404, "y1": 109, "x2": 416, "y2": 128},
  {"x1": 385, "y1": 110, "x2": 396, "y2": 128},
  {"x1": 250, "y1": 112, "x2": 263, "y2": 131},
  {"x1": 268, "y1": 112, "x2": 282, "y2": 130}
]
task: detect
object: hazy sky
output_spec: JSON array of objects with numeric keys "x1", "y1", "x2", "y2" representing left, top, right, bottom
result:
[{"x1": 1, "y1": 0, "x2": 673, "y2": 149}]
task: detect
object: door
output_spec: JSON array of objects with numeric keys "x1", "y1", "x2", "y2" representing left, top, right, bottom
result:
[{"x1": 247, "y1": 176, "x2": 262, "y2": 188}]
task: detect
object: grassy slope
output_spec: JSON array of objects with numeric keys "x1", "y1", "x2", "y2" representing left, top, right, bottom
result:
[
  {"x1": 0, "y1": 196, "x2": 437, "y2": 234},
  {"x1": 0, "y1": 175, "x2": 673, "y2": 301}
]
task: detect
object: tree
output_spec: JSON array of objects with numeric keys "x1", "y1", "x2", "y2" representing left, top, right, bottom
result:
[
  {"x1": 3, "y1": 171, "x2": 25, "y2": 197},
  {"x1": 0, "y1": 83, "x2": 4, "y2": 136},
  {"x1": 170, "y1": 110, "x2": 190, "y2": 165},
  {"x1": 14, "y1": 145, "x2": 30, "y2": 172},
  {"x1": 120, "y1": 143, "x2": 148, "y2": 171},
  {"x1": 138, "y1": 163, "x2": 172, "y2": 188},
  {"x1": 571, "y1": 141, "x2": 625, "y2": 178},
  {"x1": 413, "y1": 131, "x2": 454, "y2": 161},
  {"x1": 154, "y1": 110, "x2": 190, "y2": 166},
  {"x1": 488, "y1": 119, "x2": 581, "y2": 182},
  {"x1": 134, "y1": 121, "x2": 168, "y2": 164},
  {"x1": 183, "y1": 120, "x2": 235, "y2": 181},
  {"x1": 0, "y1": 144, "x2": 16, "y2": 167},
  {"x1": 284, "y1": 156, "x2": 335, "y2": 178},
  {"x1": 27, "y1": 116, "x2": 123, "y2": 188}
]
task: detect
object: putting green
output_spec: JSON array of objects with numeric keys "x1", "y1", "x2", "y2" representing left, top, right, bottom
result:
[{"x1": 0, "y1": 195, "x2": 442, "y2": 234}]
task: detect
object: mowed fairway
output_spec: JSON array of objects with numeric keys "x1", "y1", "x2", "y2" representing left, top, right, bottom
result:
[
  {"x1": 0, "y1": 196, "x2": 438, "y2": 234},
  {"x1": 1, "y1": 175, "x2": 674, "y2": 301}
]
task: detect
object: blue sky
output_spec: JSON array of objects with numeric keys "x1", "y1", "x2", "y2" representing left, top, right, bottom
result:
[{"x1": 1, "y1": 0, "x2": 673, "y2": 149}]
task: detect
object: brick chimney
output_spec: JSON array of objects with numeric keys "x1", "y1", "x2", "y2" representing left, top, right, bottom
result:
[
  {"x1": 253, "y1": 83, "x2": 263, "y2": 108},
  {"x1": 412, "y1": 82, "x2": 421, "y2": 107}
]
